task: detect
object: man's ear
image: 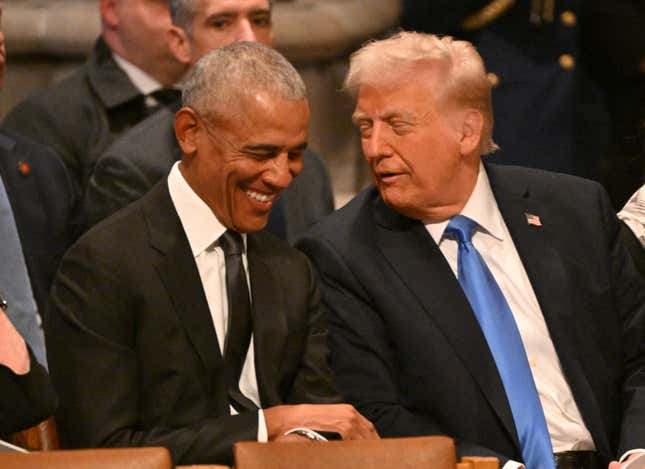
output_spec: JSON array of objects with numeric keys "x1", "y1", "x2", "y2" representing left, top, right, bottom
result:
[
  {"x1": 168, "y1": 26, "x2": 192, "y2": 66},
  {"x1": 99, "y1": 0, "x2": 119, "y2": 28},
  {"x1": 460, "y1": 109, "x2": 484, "y2": 156},
  {"x1": 174, "y1": 107, "x2": 200, "y2": 158}
]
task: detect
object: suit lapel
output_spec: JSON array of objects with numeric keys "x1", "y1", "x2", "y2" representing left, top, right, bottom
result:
[
  {"x1": 372, "y1": 196, "x2": 519, "y2": 448},
  {"x1": 487, "y1": 165, "x2": 611, "y2": 455},
  {"x1": 246, "y1": 234, "x2": 288, "y2": 406},
  {"x1": 143, "y1": 182, "x2": 225, "y2": 399}
]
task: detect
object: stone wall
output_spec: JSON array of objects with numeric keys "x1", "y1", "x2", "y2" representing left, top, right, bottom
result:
[{"x1": 2, "y1": 0, "x2": 400, "y2": 204}]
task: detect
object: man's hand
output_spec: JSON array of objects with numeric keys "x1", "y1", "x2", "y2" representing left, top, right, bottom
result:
[
  {"x1": 609, "y1": 451, "x2": 645, "y2": 469},
  {"x1": 264, "y1": 404, "x2": 379, "y2": 441},
  {"x1": 0, "y1": 309, "x2": 30, "y2": 375}
]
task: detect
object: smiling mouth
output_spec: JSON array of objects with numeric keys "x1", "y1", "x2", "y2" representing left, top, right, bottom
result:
[{"x1": 246, "y1": 189, "x2": 276, "y2": 205}]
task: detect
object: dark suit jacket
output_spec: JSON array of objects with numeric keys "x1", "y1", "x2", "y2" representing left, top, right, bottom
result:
[
  {"x1": 46, "y1": 180, "x2": 341, "y2": 465},
  {"x1": 3, "y1": 38, "x2": 151, "y2": 196},
  {"x1": 298, "y1": 164, "x2": 645, "y2": 466},
  {"x1": 0, "y1": 129, "x2": 78, "y2": 319},
  {"x1": 620, "y1": 220, "x2": 645, "y2": 278},
  {"x1": 0, "y1": 348, "x2": 57, "y2": 437},
  {"x1": 84, "y1": 107, "x2": 335, "y2": 244}
]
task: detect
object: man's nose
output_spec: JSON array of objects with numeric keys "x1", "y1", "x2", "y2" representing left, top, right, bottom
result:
[
  {"x1": 264, "y1": 154, "x2": 299, "y2": 190},
  {"x1": 236, "y1": 20, "x2": 258, "y2": 42},
  {"x1": 363, "y1": 124, "x2": 392, "y2": 162}
]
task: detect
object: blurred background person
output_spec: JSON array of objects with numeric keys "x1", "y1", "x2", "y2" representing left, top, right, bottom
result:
[
  {"x1": 2, "y1": 0, "x2": 187, "y2": 197},
  {"x1": 0, "y1": 3, "x2": 79, "y2": 369},
  {"x1": 0, "y1": 3, "x2": 62, "y2": 437}
]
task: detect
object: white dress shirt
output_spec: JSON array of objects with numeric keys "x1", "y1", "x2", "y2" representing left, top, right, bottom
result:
[
  {"x1": 618, "y1": 184, "x2": 645, "y2": 247},
  {"x1": 112, "y1": 53, "x2": 167, "y2": 108},
  {"x1": 425, "y1": 163, "x2": 594, "y2": 468},
  {"x1": 167, "y1": 162, "x2": 268, "y2": 441}
]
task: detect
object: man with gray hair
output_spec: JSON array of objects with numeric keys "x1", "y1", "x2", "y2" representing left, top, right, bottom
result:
[
  {"x1": 85, "y1": 0, "x2": 334, "y2": 245},
  {"x1": 45, "y1": 42, "x2": 377, "y2": 466},
  {"x1": 298, "y1": 32, "x2": 645, "y2": 469}
]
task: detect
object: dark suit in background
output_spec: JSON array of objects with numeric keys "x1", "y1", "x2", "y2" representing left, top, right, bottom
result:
[
  {"x1": 401, "y1": 0, "x2": 645, "y2": 207},
  {"x1": 46, "y1": 180, "x2": 341, "y2": 464},
  {"x1": 3, "y1": 39, "x2": 151, "y2": 195},
  {"x1": 0, "y1": 129, "x2": 78, "y2": 360},
  {"x1": 84, "y1": 108, "x2": 335, "y2": 244},
  {"x1": 298, "y1": 164, "x2": 645, "y2": 466}
]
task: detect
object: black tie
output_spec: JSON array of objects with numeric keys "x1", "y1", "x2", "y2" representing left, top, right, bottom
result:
[
  {"x1": 151, "y1": 88, "x2": 182, "y2": 107},
  {"x1": 218, "y1": 230, "x2": 257, "y2": 412},
  {"x1": 144, "y1": 88, "x2": 182, "y2": 116}
]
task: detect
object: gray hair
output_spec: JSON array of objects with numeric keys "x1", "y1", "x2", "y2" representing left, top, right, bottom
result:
[
  {"x1": 168, "y1": 0, "x2": 194, "y2": 33},
  {"x1": 182, "y1": 41, "x2": 307, "y2": 121},
  {"x1": 345, "y1": 31, "x2": 498, "y2": 155}
]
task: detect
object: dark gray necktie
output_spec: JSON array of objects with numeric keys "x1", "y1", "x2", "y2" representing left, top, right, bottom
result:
[
  {"x1": 219, "y1": 230, "x2": 257, "y2": 412},
  {"x1": 0, "y1": 175, "x2": 47, "y2": 368}
]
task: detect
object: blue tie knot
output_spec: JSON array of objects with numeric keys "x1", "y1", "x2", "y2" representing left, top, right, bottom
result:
[{"x1": 445, "y1": 215, "x2": 478, "y2": 245}]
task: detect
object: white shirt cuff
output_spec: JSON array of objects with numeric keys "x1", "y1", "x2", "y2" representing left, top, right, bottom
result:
[
  {"x1": 620, "y1": 449, "x2": 645, "y2": 463},
  {"x1": 257, "y1": 409, "x2": 268, "y2": 442},
  {"x1": 502, "y1": 460, "x2": 525, "y2": 469}
]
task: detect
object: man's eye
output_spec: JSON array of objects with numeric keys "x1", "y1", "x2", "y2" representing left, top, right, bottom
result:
[
  {"x1": 251, "y1": 15, "x2": 271, "y2": 27},
  {"x1": 358, "y1": 124, "x2": 372, "y2": 138},
  {"x1": 391, "y1": 122, "x2": 411, "y2": 134},
  {"x1": 211, "y1": 19, "x2": 231, "y2": 29},
  {"x1": 288, "y1": 151, "x2": 304, "y2": 161},
  {"x1": 245, "y1": 151, "x2": 273, "y2": 160}
]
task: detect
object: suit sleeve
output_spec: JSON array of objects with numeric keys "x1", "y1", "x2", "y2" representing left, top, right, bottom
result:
[
  {"x1": 45, "y1": 240, "x2": 258, "y2": 466},
  {"x1": 298, "y1": 234, "x2": 511, "y2": 464},
  {"x1": 284, "y1": 256, "x2": 342, "y2": 405},
  {"x1": 0, "y1": 348, "x2": 57, "y2": 437}
]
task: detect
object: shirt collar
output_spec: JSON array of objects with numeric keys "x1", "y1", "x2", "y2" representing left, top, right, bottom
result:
[
  {"x1": 112, "y1": 53, "x2": 163, "y2": 96},
  {"x1": 167, "y1": 162, "x2": 246, "y2": 257},
  {"x1": 425, "y1": 162, "x2": 506, "y2": 244}
]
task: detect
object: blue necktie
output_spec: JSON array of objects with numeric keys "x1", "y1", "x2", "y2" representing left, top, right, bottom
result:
[
  {"x1": 0, "y1": 175, "x2": 47, "y2": 368},
  {"x1": 445, "y1": 215, "x2": 554, "y2": 469}
]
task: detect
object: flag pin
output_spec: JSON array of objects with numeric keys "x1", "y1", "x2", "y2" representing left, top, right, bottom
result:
[{"x1": 525, "y1": 212, "x2": 542, "y2": 227}]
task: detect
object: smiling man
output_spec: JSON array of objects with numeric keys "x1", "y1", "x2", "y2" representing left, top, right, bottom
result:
[
  {"x1": 85, "y1": 0, "x2": 334, "y2": 244},
  {"x1": 45, "y1": 42, "x2": 376, "y2": 466}
]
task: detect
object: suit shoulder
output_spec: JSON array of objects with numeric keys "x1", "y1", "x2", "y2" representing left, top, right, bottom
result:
[
  {"x1": 250, "y1": 231, "x2": 313, "y2": 267},
  {"x1": 488, "y1": 163, "x2": 606, "y2": 199},
  {"x1": 306, "y1": 186, "x2": 380, "y2": 239},
  {"x1": 0, "y1": 130, "x2": 69, "y2": 179},
  {"x1": 97, "y1": 109, "x2": 177, "y2": 173},
  {"x1": 5, "y1": 67, "x2": 90, "y2": 120}
]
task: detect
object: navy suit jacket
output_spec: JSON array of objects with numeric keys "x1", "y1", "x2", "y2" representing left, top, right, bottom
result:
[
  {"x1": 298, "y1": 164, "x2": 645, "y2": 466},
  {"x1": 0, "y1": 129, "x2": 78, "y2": 317}
]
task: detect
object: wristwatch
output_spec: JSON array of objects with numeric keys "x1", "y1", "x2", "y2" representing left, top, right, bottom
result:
[{"x1": 283, "y1": 427, "x2": 328, "y2": 442}]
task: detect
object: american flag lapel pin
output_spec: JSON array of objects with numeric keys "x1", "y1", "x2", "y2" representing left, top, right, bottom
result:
[{"x1": 524, "y1": 212, "x2": 542, "y2": 227}]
